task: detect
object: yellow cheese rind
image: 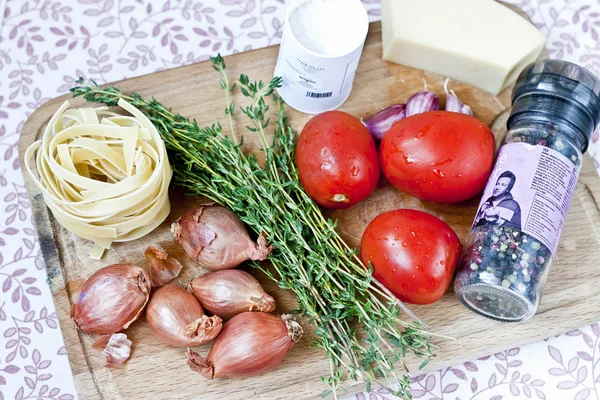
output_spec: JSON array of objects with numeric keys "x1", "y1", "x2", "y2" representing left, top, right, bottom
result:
[
  {"x1": 24, "y1": 100, "x2": 172, "y2": 258},
  {"x1": 381, "y1": 0, "x2": 546, "y2": 95}
]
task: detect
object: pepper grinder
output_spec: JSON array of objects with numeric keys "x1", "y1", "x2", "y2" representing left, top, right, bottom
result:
[{"x1": 454, "y1": 60, "x2": 600, "y2": 322}]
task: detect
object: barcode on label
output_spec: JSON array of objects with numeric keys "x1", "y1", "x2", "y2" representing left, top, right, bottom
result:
[{"x1": 306, "y1": 91, "x2": 333, "y2": 98}]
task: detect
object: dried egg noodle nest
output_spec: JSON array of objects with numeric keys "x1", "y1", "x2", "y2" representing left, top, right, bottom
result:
[{"x1": 24, "y1": 99, "x2": 172, "y2": 259}]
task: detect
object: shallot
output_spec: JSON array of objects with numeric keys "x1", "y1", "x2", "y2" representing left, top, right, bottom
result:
[
  {"x1": 171, "y1": 203, "x2": 272, "y2": 271},
  {"x1": 146, "y1": 285, "x2": 222, "y2": 347},
  {"x1": 71, "y1": 264, "x2": 150, "y2": 335},
  {"x1": 144, "y1": 244, "x2": 183, "y2": 287},
  {"x1": 189, "y1": 270, "x2": 275, "y2": 319},
  {"x1": 187, "y1": 312, "x2": 302, "y2": 379}
]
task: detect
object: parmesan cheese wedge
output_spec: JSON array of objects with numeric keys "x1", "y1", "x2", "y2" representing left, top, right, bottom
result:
[{"x1": 381, "y1": 0, "x2": 546, "y2": 95}]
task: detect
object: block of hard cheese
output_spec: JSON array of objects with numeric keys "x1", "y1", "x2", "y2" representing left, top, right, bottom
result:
[{"x1": 381, "y1": 0, "x2": 546, "y2": 95}]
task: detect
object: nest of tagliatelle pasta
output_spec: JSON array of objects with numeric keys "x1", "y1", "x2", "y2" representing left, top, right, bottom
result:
[{"x1": 24, "y1": 98, "x2": 173, "y2": 259}]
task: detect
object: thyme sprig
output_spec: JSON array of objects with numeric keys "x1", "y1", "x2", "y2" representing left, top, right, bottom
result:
[{"x1": 70, "y1": 55, "x2": 433, "y2": 399}]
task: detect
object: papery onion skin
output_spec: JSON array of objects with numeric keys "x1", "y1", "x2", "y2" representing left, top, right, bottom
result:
[
  {"x1": 146, "y1": 285, "x2": 222, "y2": 347},
  {"x1": 92, "y1": 334, "x2": 112, "y2": 350},
  {"x1": 71, "y1": 264, "x2": 150, "y2": 335},
  {"x1": 189, "y1": 270, "x2": 276, "y2": 320},
  {"x1": 187, "y1": 312, "x2": 303, "y2": 379},
  {"x1": 171, "y1": 203, "x2": 272, "y2": 271},
  {"x1": 144, "y1": 244, "x2": 183, "y2": 287}
]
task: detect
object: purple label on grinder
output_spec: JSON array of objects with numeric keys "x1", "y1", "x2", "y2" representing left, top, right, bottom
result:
[{"x1": 472, "y1": 142, "x2": 578, "y2": 255}]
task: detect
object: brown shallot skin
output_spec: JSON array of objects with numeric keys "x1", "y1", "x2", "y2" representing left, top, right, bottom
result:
[
  {"x1": 144, "y1": 244, "x2": 183, "y2": 287},
  {"x1": 171, "y1": 203, "x2": 272, "y2": 271},
  {"x1": 189, "y1": 270, "x2": 275, "y2": 320},
  {"x1": 71, "y1": 264, "x2": 150, "y2": 335},
  {"x1": 92, "y1": 334, "x2": 112, "y2": 350},
  {"x1": 146, "y1": 285, "x2": 222, "y2": 347},
  {"x1": 187, "y1": 312, "x2": 303, "y2": 379}
]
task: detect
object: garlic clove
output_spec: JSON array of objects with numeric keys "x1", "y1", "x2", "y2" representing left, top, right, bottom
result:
[
  {"x1": 405, "y1": 80, "x2": 440, "y2": 117},
  {"x1": 362, "y1": 104, "x2": 406, "y2": 141},
  {"x1": 444, "y1": 78, "x2": 474, "y2": 116},
  {"x1": 445, "y1": 93, "x2": 474, "y2": 115},
  {"x1": 406, "y1": 90, "x2": 440, "y2": 117},
  {"x1": 144, "y1": 244, "x2": 183, "y2": 287},
  {"x1": 103, "y1": 333, "x2": 132, "y2": 368}
]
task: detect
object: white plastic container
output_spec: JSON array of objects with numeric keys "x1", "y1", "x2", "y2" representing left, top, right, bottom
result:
[{"x1": 274, "y1": 0, "x2": 369, "y2": 114}]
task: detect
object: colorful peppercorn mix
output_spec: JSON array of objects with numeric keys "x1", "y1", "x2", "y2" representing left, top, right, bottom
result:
[{"x1": 455, "y1": 60, "x2": 600, "y2": 322}]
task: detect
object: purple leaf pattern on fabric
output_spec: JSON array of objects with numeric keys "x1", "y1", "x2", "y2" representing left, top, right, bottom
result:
[{"x1": 395, "y1": 347, "x2": 547, "y2": 400}]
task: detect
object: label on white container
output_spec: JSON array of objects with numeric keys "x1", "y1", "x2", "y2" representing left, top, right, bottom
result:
[{"x1": 274, "y1": 0, "x2": 368, "y2": 114}]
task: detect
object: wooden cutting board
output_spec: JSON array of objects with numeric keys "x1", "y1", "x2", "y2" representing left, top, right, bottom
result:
[{"x1": 18, "y1": 7, "x2": 600, "y2": 400}]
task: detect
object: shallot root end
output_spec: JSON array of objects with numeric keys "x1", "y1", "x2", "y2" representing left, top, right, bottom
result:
[
  {"x1": 249, "y1": 294, "x2": 276, "y2": 313},
  {"x1": 281, "y1": 314, "x2": 303, "y2": 344},
  {"x1": 170, "y1": 220, "x2": 182, "y2": 240},
  {"x1": 252, "y1": 233, "x2": 273, "y2": 261},
  {"x1": 187, "y1": 348, "x2": 214, "y2": 379},
  {"x1": 184, "y1": 315, "x2": 223, "y2": 342}
]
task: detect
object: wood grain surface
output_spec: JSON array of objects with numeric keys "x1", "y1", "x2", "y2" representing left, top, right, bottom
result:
[{"x1": 18, "y1": 7, "x2": 600, "y2": 400}]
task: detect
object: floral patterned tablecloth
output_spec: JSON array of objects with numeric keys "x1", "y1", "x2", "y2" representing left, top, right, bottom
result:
[{"x1": 0, "y1": 1, "x2": 599, "y2": 399}]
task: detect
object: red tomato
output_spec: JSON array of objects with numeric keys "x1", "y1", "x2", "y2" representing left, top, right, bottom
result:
[
  {"x1": 296, "y1": 111, "x2": 380, "y2": 209},
  {"x1": 360, "y1": 209, "x2": 461, "y2": 305},
  {"x1": 380, "y1": 111, "x2": 495, "y2": 204}
]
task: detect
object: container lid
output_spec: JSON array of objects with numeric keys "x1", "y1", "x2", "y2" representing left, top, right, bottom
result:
[{"x1": 509, "y1": 60, "x2": 600, "y2": 153}]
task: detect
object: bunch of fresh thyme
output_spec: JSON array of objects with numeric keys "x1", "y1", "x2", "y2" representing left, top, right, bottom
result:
[{"x1": 70, "y1": 55, "x2": 432, "y2": 399}]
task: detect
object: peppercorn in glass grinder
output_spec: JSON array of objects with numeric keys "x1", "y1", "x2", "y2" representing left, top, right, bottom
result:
[{"x1": 454, "y1": 60, "x2": 600, "y2": 322}]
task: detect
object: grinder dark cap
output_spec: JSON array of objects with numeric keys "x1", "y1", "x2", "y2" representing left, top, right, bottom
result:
[{"x1": 508, "y1": 60, "x2": 600, "y2": 153}]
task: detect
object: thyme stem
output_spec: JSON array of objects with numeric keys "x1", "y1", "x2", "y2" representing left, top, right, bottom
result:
[{"x1": 70, "y1": 55, "x2": 433, "y2": 399}]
